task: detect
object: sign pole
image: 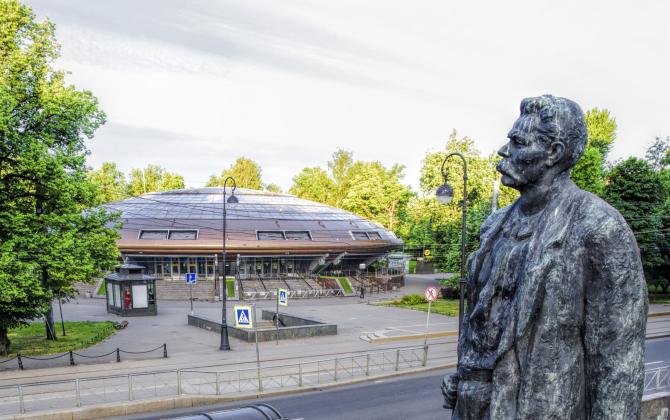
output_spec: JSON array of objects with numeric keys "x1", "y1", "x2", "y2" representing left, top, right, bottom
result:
[
  {"x1": 252, "y1": 304, "x2": 262, "y2": 391},
  {"x1": 424, "y1": 299, "x2": 432, "y2": 348},
  {"x1": 189, "y1": 282, "x2": 193, "y2": 315},
  {"x1": 276, "y1": 289, "x2": 280, "y2": 346}
]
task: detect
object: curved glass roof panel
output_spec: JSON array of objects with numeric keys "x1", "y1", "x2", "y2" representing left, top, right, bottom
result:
[{"x1": 103, "y1": 188, "x2": 365, "y2": 222}]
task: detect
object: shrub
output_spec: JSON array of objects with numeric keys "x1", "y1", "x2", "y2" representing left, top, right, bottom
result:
[{"x1": 400, "y1": 294, "x2": 428, "y2": 305}]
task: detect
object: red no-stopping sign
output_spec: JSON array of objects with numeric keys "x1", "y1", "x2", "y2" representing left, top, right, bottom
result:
[{"x1": 424, "y1": 286, "x2": 439, "y2": 302}]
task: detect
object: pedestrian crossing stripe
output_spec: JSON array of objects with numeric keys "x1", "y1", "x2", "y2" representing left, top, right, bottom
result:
[
  {"x1": 234, "y1": 306, "x2": 253, "y2": 329},
  {"x1": 278, "y1": 288, "x2": 288, "y2": 306}
]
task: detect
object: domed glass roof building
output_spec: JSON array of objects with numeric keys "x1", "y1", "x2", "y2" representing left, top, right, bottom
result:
[{"x1": 104, "y1": 188, "x2": 403, "y2": 300}]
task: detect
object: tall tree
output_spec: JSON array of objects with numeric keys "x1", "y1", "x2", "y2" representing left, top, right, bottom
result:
[
  {"x1": 207, "y1": 157, "x2": 263, "y2": 190},
  {"x1": 605, "y1": 158, "x2": 667, "y2": 287},
  {"x1": 289, "y1": 167, "x2": 335, "y2": 204},
  {"x1": 264, "y1": 183, "x2": 283, "y2": 193},
  {"x1": 126, "y1": 164, "x2": 185, "y2": 196},
  {"x1": 646, "y1": 136, "x2": 670, "y2": 170},
  {"x1": 0, "y1": 0, "x2": 120, "y2": 347},
  {"x1": 328, "y1": 149, "x2": 353, "y2": 207},
  {"x1": 572, "y1": 108, "x2": 617, "y2": 195},
  {"x1": 88, "y1": 162, "x2": 127, "y2": 204}
]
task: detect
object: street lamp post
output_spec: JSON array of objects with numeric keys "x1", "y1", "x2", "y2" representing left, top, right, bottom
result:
[
  {"x1": 435, "y1": 153, "x2": 468, "y2": 337},
  {"x1": 220, "y1": 177, "x2": 238, "y2": 351}
]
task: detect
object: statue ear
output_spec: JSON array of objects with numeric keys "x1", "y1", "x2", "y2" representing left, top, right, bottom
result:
[{"x1": 546, "y1": 142, "x2": 565, "y2": 167}]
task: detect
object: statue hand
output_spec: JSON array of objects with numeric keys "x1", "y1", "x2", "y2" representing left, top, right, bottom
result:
[{"x1": 441, "y1": 373, "x2": 459, "y2": 409}]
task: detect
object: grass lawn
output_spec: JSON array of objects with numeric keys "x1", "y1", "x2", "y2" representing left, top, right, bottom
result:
[
  {"x1": 389, "y1": 299, "x2": 460, "y2": 317},
  {"x1": 322, "y1": 276, "x2": 352, "y2": 293},
  {"x1": 7, "y1": 321, "x2": 115, "y2": 357},
  {"x1": 226, "y1": 277, "x2": 235, "y2": 297}
]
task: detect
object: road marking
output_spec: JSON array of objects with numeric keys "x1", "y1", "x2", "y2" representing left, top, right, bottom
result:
[{"x1": 646, "y1": 361, "x2": 664, "y2": 365}]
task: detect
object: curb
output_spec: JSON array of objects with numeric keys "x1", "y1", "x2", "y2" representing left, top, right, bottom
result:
[
  {"x1": 9, "y1": 363, "x2": 457, "y2": 420},
  {"x1": 361, "y1": 330, "x2": 457, "y2": 344},
  {"x1": 648, "y1": 311, "x2": 670, "y2": 318}
]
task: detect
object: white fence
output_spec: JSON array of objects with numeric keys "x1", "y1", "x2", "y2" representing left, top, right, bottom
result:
[
  {"x1": 0, "y1": 345, "x2": 426, "y2": 416},
  {"x1": 644, "y1": 366, "x2": 670, "y2": 394},
  {"x1": 242, "y1": 288, "x2": 343, "y2": 300}
]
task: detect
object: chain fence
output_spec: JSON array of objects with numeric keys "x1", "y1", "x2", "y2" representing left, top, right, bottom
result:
[
  {"x1": 0, "y1": 344, "x2": 167, "y2": 371},
  {"x1": 0, "y1": 345, "x2": 428, "y2": 416}
]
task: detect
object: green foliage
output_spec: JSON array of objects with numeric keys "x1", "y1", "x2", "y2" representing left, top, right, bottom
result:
[
  {"x1": 7, "y1": 321, "x2": 115, "y2": 356},
  {"x1": 289, "y1": 167, "x2": 335, "y2": 203},
  {"x1": 289, "y1": 150, "x2": 413, "y2": 231},
  {"x1": 571, "y1": 108, "x2": 617, "y2": 196},
  {"x1": 207, "y1": 157, "x2": 263, "y2": 190},
  {"x1": 87, "y1": 162, "x2": 127, "y2": 204},
  {"x1": 126, "y1": 164, "x2": 185, "y2": 196},
  {"x1": 605, "y1": 157, "x2": 668, "y2": 284},
  {"x1": 397, "y1": 130, "x2": 517, "y2": 272},
  {"x1": 0, "y1": 0, "x2": 120, "y2": 350},
  {"x1": 398, "y1": 294, "x2": 428, "y2": 305},
  {"x1": 264, "y1": 183, "x2": 283, "y2": 193},
  {"x1": 226, "y1": 277, "x2": 235, "y2": 297},
  {"x1": 646, "y1": 136, "x2": 670, "y2": 170}
]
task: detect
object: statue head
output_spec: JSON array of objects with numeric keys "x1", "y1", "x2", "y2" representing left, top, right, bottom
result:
[{"x1": 497, "y1": 95, "x2": 587, "y2": 191}]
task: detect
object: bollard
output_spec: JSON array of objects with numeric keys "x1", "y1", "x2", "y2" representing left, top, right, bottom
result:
[
  {"x1": 163, "y1": 343, "x2": 168, "y2": 358},
  {"x1": 298, "y1": 362, "x2": 303, "y2": 387},
  {"x1": 75, "y1": 379, "x2": 81, "y2": 407},
  {"x1": 18, "y1": 385, "x2": 25, "y2": 414},
  {"x1": 177, "y1": 370, "x2": 182, "y2": 395},
  {"x1": 395, "y1": 349, "x2": 400, "y2": 372},
  {"x1": 422, "y1": 345, "x2": 428, "y2": 367},
  {"x1": 116, "y1": 348, "x2": 120, "y2": 363},
  {"x1": 216, "y1": 372, "x2": 221, "y2": 395},
  {"x1": 69, "y1": 350, "x2": 75, "y2": 366},
  {"x1": 365, "y1": 354, "x2": 370, "y2": 376},
  {"x1": 334, "y1": 358, "x2": 338, "y2": 382},
  {"x1": 128, "y1": 374, "x2": 133, "y2": 401},
  {"x1": 17, "y1": 353, "x2": 23, "y2": 370}
]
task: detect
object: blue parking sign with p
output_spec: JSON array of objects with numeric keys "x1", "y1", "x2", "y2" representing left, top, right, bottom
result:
[
  {"x1": 185, "y1": 272, "x2": 196, "y2": 284},
  {"x1": 235, "y1": 306, "x2": 253, "y2": 329}
]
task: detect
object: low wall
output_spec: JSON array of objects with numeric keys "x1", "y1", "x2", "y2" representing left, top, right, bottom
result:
[
  {"x1": 642, "y1": 392, "x2": 670, "y2": 420},
  {"x1": 188, "y1": 312, "x2": 337, "y2": 343}
]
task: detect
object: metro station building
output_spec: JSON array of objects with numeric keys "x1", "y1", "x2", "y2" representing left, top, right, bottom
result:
[{"x1": 103, "y1": 188, "x2": 404, "y2": 299}]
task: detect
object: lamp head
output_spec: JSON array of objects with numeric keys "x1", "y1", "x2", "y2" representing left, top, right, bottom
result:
[
  {"x1": 227, "y1": 194, "x2": 239, "y2": 204},
  {"x1": 435, "y1": 182, "x2": 454, "y2": 205}
]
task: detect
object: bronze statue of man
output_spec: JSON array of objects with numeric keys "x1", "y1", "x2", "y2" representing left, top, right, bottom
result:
[{"x1": 442, "y1": 95, "x2": 648, "y2": 419}]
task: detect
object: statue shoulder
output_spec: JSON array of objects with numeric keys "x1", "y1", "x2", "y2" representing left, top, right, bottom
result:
[
  {"x1": 571, "y1": 189, "x2": 633, "y2": 243},
  {"x1": 480, "y1": 205, "x2": 512, "y2": 238}
]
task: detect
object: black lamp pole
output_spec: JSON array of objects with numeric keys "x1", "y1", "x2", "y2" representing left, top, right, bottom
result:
[
  {"x1": 220, "y1": 177, "x2": 237, "y2": 351},
  {"x1": 436, "y1": 153, "x2": 468, "y2": 336}
]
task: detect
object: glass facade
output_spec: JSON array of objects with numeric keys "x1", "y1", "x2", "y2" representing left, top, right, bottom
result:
[{"x1": 126, "y1": 255, "x2": 218, "y2": 280}]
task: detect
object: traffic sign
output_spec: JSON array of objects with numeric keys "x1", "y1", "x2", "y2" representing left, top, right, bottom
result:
[
  {"x1": 423, "y1": 249, "x2": 431, "y2": 257},
  {"x1": 234, "y1": 306, "x2": 253, "y2": 329},
  {"x1": 185, "y1": 272, "x2": 197, "y2": 284},
  {"x1": 278, "y1": 288, "x2": 288, "y2": 306},
  {"x1": 424, "y1": 286, "x2": 439, "y2": 302}
]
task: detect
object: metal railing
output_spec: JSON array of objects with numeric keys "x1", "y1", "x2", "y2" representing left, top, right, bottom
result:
[
  {"x1": 0, "y1": 345, "x2": 427, "y2": 416},
  {"x1": 644, "y1": 366, "x2": 670, "y2": 394},
  {"x1": 242, "y1": 289, "x2": 343, "y2": 300}
]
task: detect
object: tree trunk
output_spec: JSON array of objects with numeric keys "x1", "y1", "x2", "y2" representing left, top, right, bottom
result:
[
  {"x1": 0, "y1": 327, "x2": 10, "y2": 357},
  {"x1": 44, "y1": 298, "x2": 56, "y2": 340}
]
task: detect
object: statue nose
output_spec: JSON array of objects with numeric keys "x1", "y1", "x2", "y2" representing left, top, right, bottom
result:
[{"x1": 498, "y1": 143, "x2": 510, "y2": 158}]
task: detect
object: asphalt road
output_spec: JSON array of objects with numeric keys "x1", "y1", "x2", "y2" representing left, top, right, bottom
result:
[{"x1": 111, "y1": 337, "x2": 670, "y2": 420}]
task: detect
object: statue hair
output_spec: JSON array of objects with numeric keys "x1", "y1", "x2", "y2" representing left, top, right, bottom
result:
[{"x1": 519, "y1": 95, "x2": 588, "y2": 170}]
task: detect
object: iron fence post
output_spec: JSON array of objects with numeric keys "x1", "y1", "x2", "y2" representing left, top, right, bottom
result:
[
  {"x1": 299, "y1": 362, "x2": 303, "y2": 387},
  {"x1": 69, "y1": 350, "x2": 75, "y2": 366},
  {"x1": 163, "y1": 343, "x2": 168, "y2": 358},
  {"x1": 116, "y1": 348, "x2": 120, "y2": 363},
  {"x1": 17, "y1": 353, "x2": 23, "y2": 370},
  {"x1": 395, "y1": 349, "x2": 400, "y2": 372},
  {"x1": 75, "y1": 379, "x2": 81, "y2": 407},
  {"x1": 177, "y1": 370, "x2": 182, "y2": 395},
  {"x1": 334, "y1": 358, "x2": 338, "y2": 382},
  {"x1": 422, "y1": 344, "x2": 428, "y2": 367},
  {"x1": 128, "y1": 374, "x2": 133, "y2": 401},
  {"x1": 18, "y1": 385, "x2": 25, "y2": 414},
  {"x1": 216, "y1": 372, "x2": 221, "y2": 395},
  {"x1": 365, "y1": 354, "x2": 370, "y2": 376}
]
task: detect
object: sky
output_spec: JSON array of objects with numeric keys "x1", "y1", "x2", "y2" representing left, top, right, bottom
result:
[{"x1": 24, "y1": 0, "x2": 670, "y2": 192}]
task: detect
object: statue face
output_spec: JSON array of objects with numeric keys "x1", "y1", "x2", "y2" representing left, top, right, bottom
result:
[{"x1": 496, "y1": 116, "x2": 551, "y2": 190}]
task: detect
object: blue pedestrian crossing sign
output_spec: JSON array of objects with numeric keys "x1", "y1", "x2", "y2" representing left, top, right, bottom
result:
[
  {"x1": 278, "y1": 288, "x2": 288, "y2": 306},
  {"x1": 185, "y1": 273, "x2": 197, "y2": 284},
  {"x1": 234, "y1": 306, "x2": 253, "y2": 329}
]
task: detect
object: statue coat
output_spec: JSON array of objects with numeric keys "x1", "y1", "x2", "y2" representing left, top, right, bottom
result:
[{"x1": 457, "y1": 180, "x2": 648, "y2": 419}]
